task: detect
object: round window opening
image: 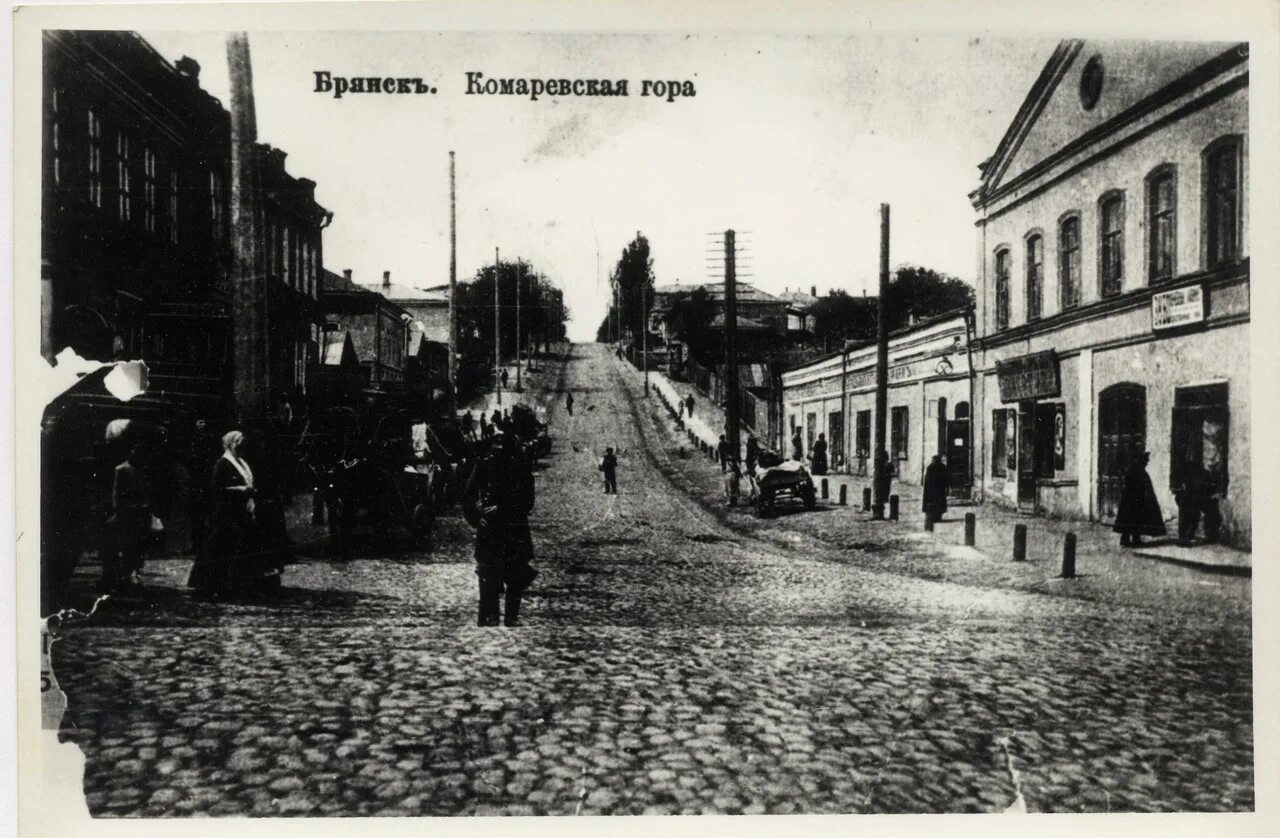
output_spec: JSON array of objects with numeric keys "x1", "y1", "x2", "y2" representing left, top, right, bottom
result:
[{"x1": 1079, "y1": 55, "x2": 1104, "y2": 110}]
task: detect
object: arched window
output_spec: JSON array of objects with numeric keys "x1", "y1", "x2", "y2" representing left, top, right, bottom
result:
[
  {"x1": 1203, "y1": 136, "x2": 1243, "y2": 268},
  {"x1": 1025, "y1": 232, "x2": 1043, "y2": 321},
  {"x1": 1098, "y1": 191, "x2": 1125, "y2": 298},
  {"x1": 1058, "y1": 214, "x2": 1081, "y2": 310},
  {"x1": 994, "y1": 247, "x2": 1011, "y2": 330},
  {"x1": 1146, "y1": 164, "x2": 1177, "y2": 283}
]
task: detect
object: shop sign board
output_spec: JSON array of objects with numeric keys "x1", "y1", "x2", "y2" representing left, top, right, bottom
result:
[
  {"x1": 1152, "y1": 285, "x2": 1204, "y2": 331},
  {"x1": 996, "y1": 350, "x2": 1060, "y2": 403}
]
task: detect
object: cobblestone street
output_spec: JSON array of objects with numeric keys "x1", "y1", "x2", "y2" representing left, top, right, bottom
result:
[{"x1": 51, "y1": 343, "x2": 1253, "y2": 816}]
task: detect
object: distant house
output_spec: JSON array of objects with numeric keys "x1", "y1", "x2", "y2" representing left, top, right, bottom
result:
[
  {"x1": 321, "y1": 268, "x2": 410, "y2": 385},
  {"x1": 359, "y1": 271, "x2": 450, "y2": 344}
]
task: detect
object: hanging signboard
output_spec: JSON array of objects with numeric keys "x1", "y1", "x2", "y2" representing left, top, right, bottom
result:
[
  {"x1": 1151, "y1": 285, "x2": 1205, "y2": 331},
  {"x1": 996, "y1": 350, "x2": 1060, "y2": 403}
]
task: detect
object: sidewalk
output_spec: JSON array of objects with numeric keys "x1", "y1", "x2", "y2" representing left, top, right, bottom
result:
[{"x1": 641, "y1": 362, "x2": 1250, "y2": 577}]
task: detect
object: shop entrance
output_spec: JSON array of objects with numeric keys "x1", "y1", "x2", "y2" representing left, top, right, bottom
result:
[
  {"x1": 1097, "y1": 383, "x2": 1147, "y2": 522},
  {"x1": 1017, "y1": 401, "x2": 1057, "y2": 510},
  {"x1": 946, "y1": 401, "x2": 971, "y2": 494}
]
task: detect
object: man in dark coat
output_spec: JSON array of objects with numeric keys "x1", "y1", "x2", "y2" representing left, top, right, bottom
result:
[
  {"x1": 107, "y1": 443, "x2": 152, "y2": 591},
  {"x1": 1175, "y1": 463, "x2": 1222, "y2": 545},
  {"x1": 1113, "y1": 451, "x2": 1166, "y2": 547},
  {"x1": 810, "y1": 434, "x2": 829, "y2": 475},
  {"x1": 745, "y1": 435, "x2": 760, "y2": 473},
  {"x1": 686, "y1": 394, "x2": 695, "y2": 417},
  {"x1": 717, "y1": 435, "x2": 731, "y2": 473},
  {"x1": 791, "y1": 429, "x2": 804, "y2": 462},
  {"x1": 462, "y1": 431, "x2": 538, "y2": 627},
  {"x1": 566, "y1": 392, "x2": 574, "y2": 416},
  {"x1": 599, "y1": 447, "x2": 618, "y2": 494},
  {"x1": 922, "y1": 454, "x2": 950, "y2": 525}
]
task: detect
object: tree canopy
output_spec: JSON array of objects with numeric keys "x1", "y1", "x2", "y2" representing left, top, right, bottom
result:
[
  {"x1": 808, "y1": 266, "x2": 973, "y2": 345},
  {"x1": 457, "y1": 259, "x2": 568, "y2": 363},
  {"x1": 595, "y1": 232, "x2": 655, "y2": 343}
]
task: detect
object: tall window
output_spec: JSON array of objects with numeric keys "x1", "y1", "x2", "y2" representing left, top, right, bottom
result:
[
  {"x1": 1205, "y1": 138, "x2": 1242, "y2": 268},
  {"x1": 50, "y1": 88, "x2": 61, "y2": 186},
  {"x1": 209, "y1": 171, "x2": 225, "y2": 241},
  {"x1": 1099, "y1": 192, "x2": 1124, "y2": 298},
  {"x1": 890, "y1": 406, "x2": 909, "y2": 460},
  {"x1": 1025, "y1": 233, "x2": 1043, "y2": 321},
  {"x1": 1147, "y1": 167, "x2": 1176, "y2": 282},
  {"x1": 994, "y1": 248, "x2": 1010, "y2": 330},
  {"x1": 1059, "y1": 215, "x2": 1081, "y2": 309},
  {"x1": 168, "y1": 170, "x2": 179, "y2": 244},
  {"x1": 143, "y1": 148, "x2": 157, "y2": 233},
  {"x1": 116, "y1": 132, "x2": 131, "y2": 222},
  {"x1": 86, "y1": 108, "x2": 102, "y2": 207}
]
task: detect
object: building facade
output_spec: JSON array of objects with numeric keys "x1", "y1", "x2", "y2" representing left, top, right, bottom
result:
[
  {"x1": 42, "y1": 31, "x2": 233, "y2": 414},
  {"x1": 970, "y1": 40, "x2": 1249, "y2": 548},
  {"x1": 322, "y1": 269, "x2": 410, "y2": 385},
  {"x1": 781, "y1": 312, "x2": 974, "y2": 489}
]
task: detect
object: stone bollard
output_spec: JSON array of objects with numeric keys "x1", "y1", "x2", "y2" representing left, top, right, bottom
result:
[
  {"x1": 889, "y1": 495, "x2": 899, "y2": 521},
  {"x1": 1013, "y1": 524, "x2": 1027, "y2": 561},
  {"x1": 1062, "y1": 532, "x2": 1077, "y2": 578},
  {"x1": 839, "y1": 485, "x2": 848, "y2": 506},
  {"x1": 964, "y1": 513, "x2": 976, "y2": 546},
  {"x1": 862, "y1": 487, "x2": 872, "y2": 512},
  {"x1": 924, "y1": 515, "x2": 934, "y2": 532},
  {"x1": 821, "y1": 478, "x2": 829, "y2": 500}
]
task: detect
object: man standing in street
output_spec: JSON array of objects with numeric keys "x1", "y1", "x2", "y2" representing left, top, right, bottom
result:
[
  {"x1": 717, "y1": 435, "x2": 731, "y2": 473},
  {"x1": 791, "y1": 428, "x2": 804, "y2": 462},
  {"x1": 599, "y1": 447, "x2": 618, "y2": 494},
  {"x1": 566, "y1": 391, "x2": 575, "y2": 416},
  {"x1": 501, "y1": 368, "x2": 509, "y2": 390},
  {"x1": 1114, "y1": 451, "x2": 1165, "y2": 547},
  {"x1": 922, "y1": 454, "x2": 950, "y2": 526},
  {"x1": 462, "y1": 431, "x2": 538, "y2": 627},
  {"x1": 686, "y1": 394, "x2": 695, "y2": 418},
  {"x1": 745, "y1": 434, "x2": 760, "y2": 473}
]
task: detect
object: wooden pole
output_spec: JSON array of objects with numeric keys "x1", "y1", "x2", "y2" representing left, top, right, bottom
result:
[
  {"x1": 872, "y1": 204, "x2": 890, "y2": 519},
  {"x1": 494, "y1": 247, "x2": 501, "y2": 407},
  {"x1": 448, "y1": 151, "x2": 457, "y2": 414},
  {"x1": 724, "y1": 230, "x2": 740, "y2": 457},
  {"x1": 227, "y1": 32, "x2": 268, "y2": 421}
]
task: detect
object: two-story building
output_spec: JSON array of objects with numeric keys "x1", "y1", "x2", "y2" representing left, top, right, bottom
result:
[
  {"x1": 782, "y1": 311, "x2": 973, "y2": 488},
  {"x1": 970, "y1": 40, "x2": 1249, "y2": 548},
  {"x1": 322, "y1": 269, "x2": 410, "y2": 386}
]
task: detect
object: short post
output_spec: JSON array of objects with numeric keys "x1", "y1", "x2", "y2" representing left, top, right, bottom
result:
[
  {"x1": 1013, "y1": 524, "x2": 1027, "y2": 561},
  {"x1": 821, "y1": 478, "x2": 829, "y2": 500},
  {"x1": 888, "y1": 494, "x2": 899, "y2": 521},
  {"x1": 923, "y1": 515, "x2": 934, "y2": 532},
  {"x1": 839, "y1": 485, "x2": 848, "y2": 506},
  {"x1": 1061, "y1": 532, "x2": 1077, "y2": 578},
  {"x1": 862, "y1": 487, "x2": 872, "y2": 512},
  {"x1": 964, "y1": 513, "x2": 976, "y2": 546}
]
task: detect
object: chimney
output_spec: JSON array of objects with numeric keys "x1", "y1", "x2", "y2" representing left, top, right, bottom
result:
[
  {"x1": 383, "y1": 271, "x2": 391, "y2": 289},
  {"x1": 343, "y1": 269, "x2": 353, "y2": 283},
  {"x1": 810, "y1": 285, "x2": 817, "y2": 297}
]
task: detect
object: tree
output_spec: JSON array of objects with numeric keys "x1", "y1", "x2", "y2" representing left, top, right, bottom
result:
[
  {"x1": 663, "y1": 287, "x2": 717, "y2": 355},
  {"x1": 808, "y1": 266, "x2": 973, "y2": 346},
  {"x1": 457, "y1": 259, "x2": 568, "y2": 369}
]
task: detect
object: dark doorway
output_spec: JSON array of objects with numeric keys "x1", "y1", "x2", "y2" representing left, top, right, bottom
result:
[
  {"x1": 1017, "y1": 406, "x2": 1037, "y2": 508},
  {"x1": 855, "y1": 410, "x2": 871, "y2": 476},
  {"x1": 1098, "y1": 383, "x2": 1147, "y2": 521},
  {"x1": 828, "y1": 410, "x2": 844, "y2": 472},
  {"x1": 1171, "y1": 384, "x2": 1229, "y2": 494},
  {"x1": 946, "y1": 400, "x2": 970, "y2": 494}
]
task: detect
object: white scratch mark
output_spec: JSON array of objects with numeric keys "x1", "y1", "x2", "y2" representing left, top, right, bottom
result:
[{"x1": 997, "y1": 734, "x2": 1028, "y2": 813}]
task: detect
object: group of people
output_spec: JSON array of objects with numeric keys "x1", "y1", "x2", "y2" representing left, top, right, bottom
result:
[
  {"x1": 1112, "y1": 452, "x2": 1221, "y2": 547},
  {"x1": 790, "y1": 429, "x2": 830, "y2": 476},
  {"x1": 460, "y1": 407, "x2": 517, "y2": 442},
  {"x1": 99, "y1": 425, "x2": 286, "y2": 600}
]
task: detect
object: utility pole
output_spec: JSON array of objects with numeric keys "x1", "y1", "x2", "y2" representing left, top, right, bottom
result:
[
  {"x1": 724, "y1": 229, "x2": 741, "y2": 457},
  {"x1": 448, "y1": 151, "x2": 457, "y2": 414},
  {"x1": 515, "y1": 259, "x2": 523, "y2": 392},
  {"x1": 494, "y1": 247, "x2": 501, "y2": 407},
  {"x1": 642, "y1": 274, "x2": 649, "y2": 395},
  {"x1": 841, "y1": 340, "x2": 849, "y2": 472},
  {"x1": 227, "y1": 32, "x2": 268, "y2": 422},
  {"x1": 872, "y1": 204, "x2": 891, "y2": 519}
]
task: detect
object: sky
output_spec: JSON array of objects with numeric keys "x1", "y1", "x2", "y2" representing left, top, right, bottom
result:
[{"x1": 140, "y1": 30, "x2": 1059, "y2": 340}]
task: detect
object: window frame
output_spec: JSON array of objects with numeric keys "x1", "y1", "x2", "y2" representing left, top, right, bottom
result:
[
  {"x1": 1145, "y1": 164, "x2": 1177, "y2": 284},
  {"x1": 86, "y1": 108, "x2": 102, "y2": 208},
  {"x1": 1058, "y1": 212, "x2": 1081, "y2": 310},
  {"x1": 116, "y1": 130, "x2": 131, "y2": 223},
  {"x1": 1097, "y1": 190, "x2": 1125, "y2": 299},
  {"x1": 993, "y1": 246, "x2": 1011, "y2": 331},
  {"x1": 1024, "y1": 230, "x2": 1044, "y2": 322},
  {"x1": 1202, "y1": 135, "x2": 1244, "y2": 269},
  {"x1": 890, "y1": 405, "x2": 909, "y2": 461}
]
